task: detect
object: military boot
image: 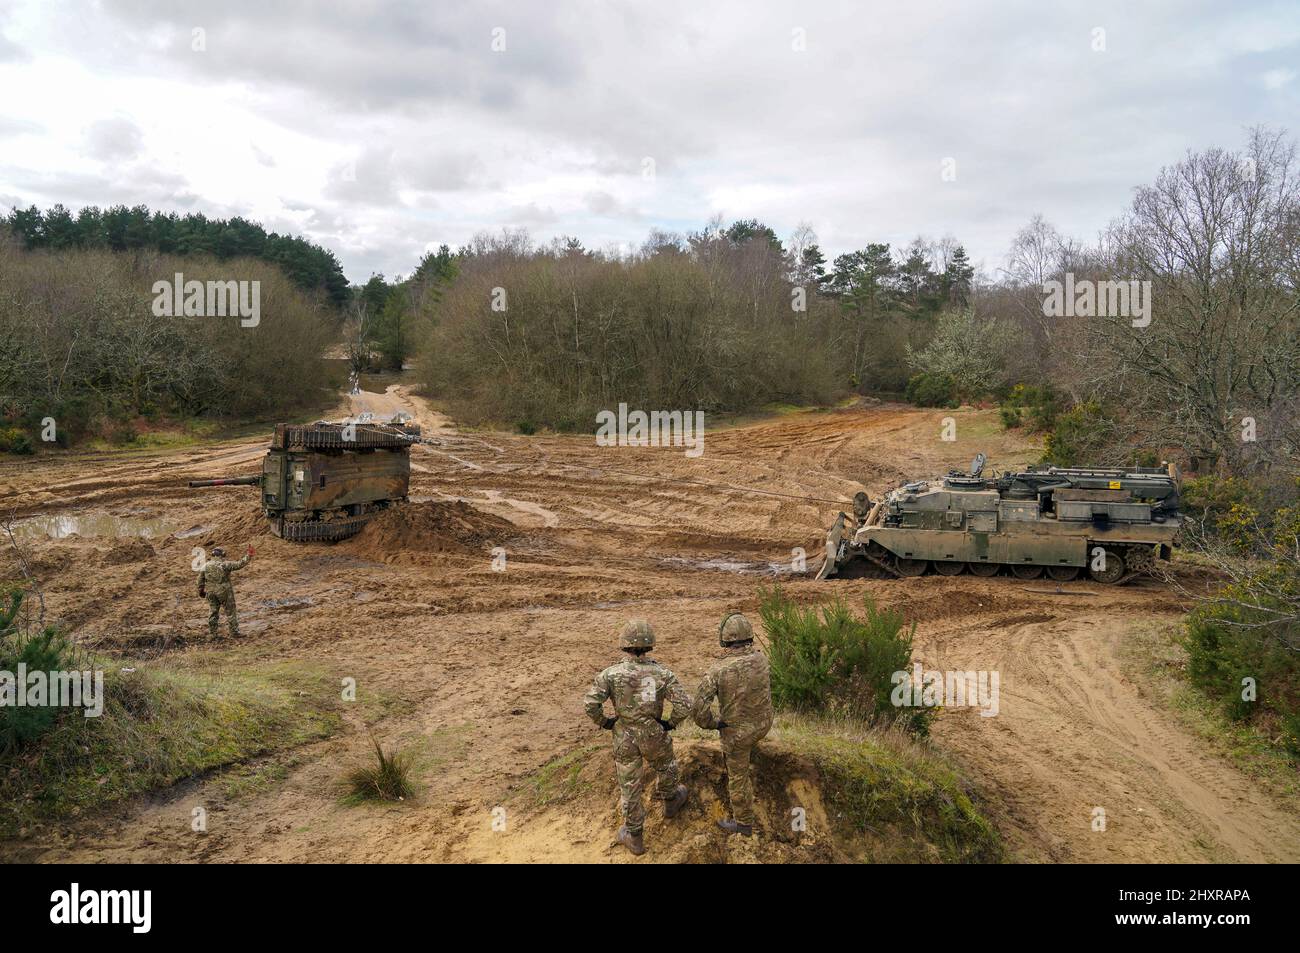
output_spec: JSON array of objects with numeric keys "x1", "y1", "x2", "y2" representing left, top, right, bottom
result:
[
  {"x1": 616, "y1": 825, "x2": 645, "y2": 856},
  {"x1": 663, "y1": 785, "x2": 688, "y2": 819},
  {"x1": 717, "y1": 818, "x2": 753, "y2": 836}
]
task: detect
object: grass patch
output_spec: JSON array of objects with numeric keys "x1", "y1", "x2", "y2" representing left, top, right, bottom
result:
[
  {"x1": 0, "y1": 660, "x2": 342, "y2": 838},
  {"x1": 343, "y1": 734, "x2": 416, "y2": 803},
  {"x1": 220, "y1": 758, "x2": 294, "y2": 800},
  {"x1": 772, "y1": 711, "x2": 1003, "y2": 863},
  {"x1": 520, "y1": 744, "x2": 600, "y2": 808}
]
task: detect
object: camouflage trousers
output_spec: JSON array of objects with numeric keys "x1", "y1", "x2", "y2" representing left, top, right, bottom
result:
[
  {"x1": 721, "y1": 720, "x2": 771, "y2": 826},
  {"x1": 613, "y1": 725, "x2": 680, "y2": 833},
  {"x1": 207, "y1": 590, "x2": 239, "y2": 638}
]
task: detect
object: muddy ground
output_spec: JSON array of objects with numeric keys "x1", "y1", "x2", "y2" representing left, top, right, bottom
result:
[{"x1": 2, "y1": 387, "x2": 1297, "y2": 863}]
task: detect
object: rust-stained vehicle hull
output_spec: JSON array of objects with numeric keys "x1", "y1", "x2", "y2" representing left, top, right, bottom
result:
[{"x1": 190, "y1": 419, "x2": 420, "y2": 542}]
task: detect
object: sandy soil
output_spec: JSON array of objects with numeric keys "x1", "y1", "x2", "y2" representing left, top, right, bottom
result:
[{"x1": 2, "y1": 388, "x2": 1296, "y2": 863}]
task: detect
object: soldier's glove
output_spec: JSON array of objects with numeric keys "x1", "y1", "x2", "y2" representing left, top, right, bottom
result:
[
  {"x1": 600, "y1": 717, "x2": 616, "y2": 730},
  {"x1": 657, "y1": 719, "x2": 674, "y2": 732}
]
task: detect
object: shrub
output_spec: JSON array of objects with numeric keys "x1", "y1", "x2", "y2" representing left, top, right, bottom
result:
[
  {"x1": 1179, "y1": 494, "x2": 1300, "y2": 759},
  {"x1": 0, "y1": 629, "x2": 83, "y2": 753},
  {"x1": 904, "y1": 372, "x2": 958, "y2": 409},
  {"x1": 999, "y1": 383, "x2": 1061, "y2": 433},
  {"x1": 1041, "y1": 401, "x2": 1111, "y2": 466},
  {"x1": 0, "y1": 427, "x2": 33, "y2": 454},
  {"x1": 757, "y1": 585, "x2": 932, "y2": 735},
  {"x1": 1185, "y1": 600, "x2": 1299, "y2": 756},
  {"x1": 904, "y1": 308, "x2": 1012, "y2": 399},
  {"x1": 0, "y1": 592, "x2": 87, "y2": 754}
]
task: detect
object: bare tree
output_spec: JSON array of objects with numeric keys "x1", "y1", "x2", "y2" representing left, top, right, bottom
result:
[{"x1": 1078, "y1": 127, "x2": 1300, "y2": 476}]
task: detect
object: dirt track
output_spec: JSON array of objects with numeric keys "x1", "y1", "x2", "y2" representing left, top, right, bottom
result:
[{"x1": 3, "y1": 387, "x2": 1298, "y2": 863}]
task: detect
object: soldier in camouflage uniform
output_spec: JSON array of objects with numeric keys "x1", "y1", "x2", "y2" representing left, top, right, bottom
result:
[
  {"x1": 584, "y1": 620, "x2": 692, "y2": 856},
  {"x1": 692, "y1": 612, "x2": 773, "y2": 836},
  {"x1": 200, "y1": 545, "x2": 252, "y2": 639}
]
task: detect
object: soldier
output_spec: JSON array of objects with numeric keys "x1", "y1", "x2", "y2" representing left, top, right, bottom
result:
[
  {"x1": 200, "y1": 545, "x2": 253, "y2": 639},
  {"x1": 583, "y1": 620, "x2": 691, "y2": 856},
  {"x1": 692, "y1": 612, "x2": 774, "y2": 837}
]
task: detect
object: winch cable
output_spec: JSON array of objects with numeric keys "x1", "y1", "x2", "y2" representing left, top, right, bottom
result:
[{"x1": 416, "y1": 436, "x2": 853, "y2": 507}]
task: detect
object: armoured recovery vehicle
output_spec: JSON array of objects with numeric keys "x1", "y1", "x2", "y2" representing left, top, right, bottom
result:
[
  {"x1": 189, "y1": 417, "x2": 421, "y2": 541},
  {"x1": 816, "y1": 454, "x2": 1181, "y2": 584}
]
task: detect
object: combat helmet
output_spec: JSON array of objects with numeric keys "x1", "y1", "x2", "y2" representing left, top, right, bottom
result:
[
  {"x1": 719, "y1": 613, "x2": 754, "y2": 645},
  {"x1": 210, "y1": 546, "x2": 226, "y2": 557},
  {"x1": 620, "y1": 619, "x2": 656, "y2": 650}
]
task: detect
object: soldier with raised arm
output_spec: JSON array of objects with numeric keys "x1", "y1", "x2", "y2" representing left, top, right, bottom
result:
[{"x1": 200, "y1": 544, "x2": 253, "y2": 639}]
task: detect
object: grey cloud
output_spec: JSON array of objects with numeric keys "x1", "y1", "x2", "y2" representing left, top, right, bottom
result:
[
  {"x1": 584, "y1": 190, "x2": 642, "y2": 220},
  {"x1": 323, "y1": 147, "x2": 402, "y2": 207},
  {"x1": 83, "y1": 118, "x2": 144, "y2": 161},
  {"x1": 403, "y1": 151, "x2": 490, "y2": 192},
  {"x1": 3, "y1": 161, "x2": 189, "y2": 207},
  {"x1": 503, "y1": 202, "x2": 558, "y2": 227}
]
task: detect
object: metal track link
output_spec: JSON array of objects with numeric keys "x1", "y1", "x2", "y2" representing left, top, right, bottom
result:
[
  {"x1": 273, "y1": 517, "x2": 370, "y2": 542},
  {"x1": 276, "y1": 425, "x2": 419, "y2": 451}
]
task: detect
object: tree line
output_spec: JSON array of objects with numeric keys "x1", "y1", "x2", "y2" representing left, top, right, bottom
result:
[
  {"x1": 4, "y1": 204, "x2": 350, "y2": 307},
  {"x1": 0, "y1": 236, "x2": 335, "y2": 446}
]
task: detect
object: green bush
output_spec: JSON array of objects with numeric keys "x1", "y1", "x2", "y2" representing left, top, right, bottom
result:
[
  {"x1": 757, "y1": 586, "x2": 932, "y2": 735},
  {"x1": 1182, "y1": 476, "x2": 1259, "y2": 528},
  {"x1": 904, "y1": 372, "x2": 958, "y2": 409},
  {"x1": 0, "y1": 592, "x2": 87, "y2": 754},
  {"x1": 999, "y1": 383, "x2": 1061, "y2": 433},
  {"x1": 0, "y1": 629, "x2": 85, "y2": 754},
  {"x1": 1185, "y1": 600, "x2": 1299, "y2": 756},
  {"x1": 0, "y1": 427, "x2": 33, "y2": 455},
  {"x1": 1041, "y1": 401, "x2": 1111, "y2": 466}
]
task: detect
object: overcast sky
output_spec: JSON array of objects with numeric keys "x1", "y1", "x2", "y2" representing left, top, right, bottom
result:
[{"x1": 1, "y1": 0, "x2": 1296, "y2": 282}]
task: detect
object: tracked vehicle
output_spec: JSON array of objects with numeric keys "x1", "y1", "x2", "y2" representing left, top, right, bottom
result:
[
  {"x1": 816, "y1": 454, "x2": 1181, "y2": 584},
  {"x1": 189, "y1": 417, "x2": 421, "y2": 541}
]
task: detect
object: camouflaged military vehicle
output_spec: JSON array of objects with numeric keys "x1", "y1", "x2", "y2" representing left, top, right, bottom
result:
[
  {"x1": 816, "y1": 454, "x2": 1181, "y2": 584},
  {"x1": 189, "y1": 417, "x2": 421, "y2": 541}
]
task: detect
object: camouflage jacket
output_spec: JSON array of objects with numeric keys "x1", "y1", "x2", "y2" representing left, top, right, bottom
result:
[
  {"x1": 584, "y1": 656, "x2": 693, "y2": 735},
  {"x1": 692, "y1": 644, "x2": 773, "y2": 732},
  {"x1": 201, "y1": 554, "x2": 250, "y2": 597}
]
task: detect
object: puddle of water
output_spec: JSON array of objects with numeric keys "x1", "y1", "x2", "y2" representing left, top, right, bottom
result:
[
  {"x1": 13, "y1": 512, "x2": 178, "y2": 541},
  {"x1": 174, "y1": 524, "x2": 214, "y2": 539},
  {"x1": 660, "y1": 556, "x2": 798, "y2": 576},
  {"x1": 260, "y1": 596, "x2": 316, "y2": 612}
]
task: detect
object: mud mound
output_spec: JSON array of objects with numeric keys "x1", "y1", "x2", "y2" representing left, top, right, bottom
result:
[
  {"x1": 1, "y1": 542, "x2": 76, "y2": 577},
  {"x1": 184, "y1": 504, "x2": 274, "y2": 548},
  {"x1": 100, "y1": 538, "x2": 156, "y2": 566},
  {"x1": 344, "y1": 501, "x2": 516, "y2": 563}
]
